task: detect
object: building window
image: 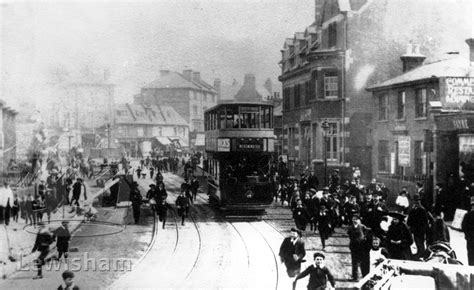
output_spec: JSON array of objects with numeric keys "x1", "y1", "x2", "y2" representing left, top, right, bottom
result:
[
  {"x1": 397, "y1": 91, "x2": 406, "y2": 119},
  {"x1": 378, "y1": 140, "x2": 390, "y2": 172},
  {"x1": 379, "y1": 94, "x2": 388, "y2": 121},
  {"x1": 414, "y1": 141, "x2": 424, "y2": 175},
  {"x1": 325, "y1": 121, "x2": 340, "y2": 162},
  {"x1": 193, "y1": 105, "x2": 198, "y2": 117},
  {"x1": 137, "y1": 127, "x2": 144, "y2": 137},
  {"x1": 415, "y1": 88, "x2": 427, "y2": 118},
  {"x1": 283, "y1": 87, "x2": 290, "y2": 110},
  {"x1": 324, "y1": 74, "x2": 338, "y2": 99},
  {"x1": 328, "y1": 22, "x2": 337, "y2": 48},
  {"x1": 294, "y1": 85, "x2": 300, "y2": 108}
]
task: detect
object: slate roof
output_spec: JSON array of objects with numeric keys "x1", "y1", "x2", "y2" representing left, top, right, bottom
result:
[
  {"x1": 367, "y1": 56, "x2": 474, "y2": 91},
  {"x1": 143, "y1": 71, "x2": 217, "y2": 93},
  {"x1": 115, "y1": 103, "x2": 188, "y2": 126}
]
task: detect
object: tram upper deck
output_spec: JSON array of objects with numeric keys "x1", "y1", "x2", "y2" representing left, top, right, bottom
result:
[{"x1": 204, "y1": 101, "x2": 275, "y2": 152}]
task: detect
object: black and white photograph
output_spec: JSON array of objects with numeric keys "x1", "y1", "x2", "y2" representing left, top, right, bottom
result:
[{"x1": 0, "y1": 0, "x2": 474, "y2": 289}]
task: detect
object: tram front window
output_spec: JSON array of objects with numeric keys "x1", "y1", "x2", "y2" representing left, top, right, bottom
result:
[{"x1": 221, "y1": 155, "x2": 269, "y2": 183}]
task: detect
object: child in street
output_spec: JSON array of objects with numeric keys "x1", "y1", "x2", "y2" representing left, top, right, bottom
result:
[{"x1": 293, "y1": 252, "x2": 336, "y2": 289}]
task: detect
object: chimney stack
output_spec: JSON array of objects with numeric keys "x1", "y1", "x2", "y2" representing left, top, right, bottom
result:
[
  {"x1": 160, "y1": 70, "x2": 170, "y2": 77},
  {"x1": 400, "y1": 43, "x2": 426, "y2": 72},
  {"x1": 213, "y1": 78, "x2": 221, "y2": 92},
  {"x1": 182, "y1": 70, "x2": 193, "y2": 81},
  {"x1": 466, "y1": 38, "x2": 474, "y2": 66},
  {"x1": 192, "y1": 72, "x2": 201, "y2": 83},
  {"x1": 315, "y1": 0, "x2": 324, "y2": 25}
]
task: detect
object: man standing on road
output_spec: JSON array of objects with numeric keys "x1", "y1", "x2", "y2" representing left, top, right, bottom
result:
[
  {"x1": 407, "y1": 194, "x2": 430, "y2": 259},
  {"x1": 279, "y1": 228, "x2": 306, "y2": 277},
  {"x1": 176, "y1": 191, "x2": 190, "y2": 226},
  {"x1": 461, "y1": 196, "x2": 474, "y2": 266},
  {"x1": 347, "y1": 214, "x2": 370, "y2": 281},
  {"x1": 53, "y1": 221, "x2": 71, "y2": 262},
  {"x1": 190, "y1": 176, "x2": 199, "y2": 202},
  {"x1": 130, "y1": 182, "x2": 142, "y2": 224}
]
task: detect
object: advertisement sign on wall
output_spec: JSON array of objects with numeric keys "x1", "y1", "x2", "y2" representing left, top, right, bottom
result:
[
  {"x1": 444, "y1": 77, "x2": 474, "y2": 109},
  {"x1": 217, "y1": 138, "x2": 230, "y2": 152},
  {"x1": 398, "y1": 136, "x2": 411, "y2": 167}
]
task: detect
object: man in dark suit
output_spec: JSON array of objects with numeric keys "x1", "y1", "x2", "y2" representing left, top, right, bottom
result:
[
  {"x1": 407, "y1": 194, "x2": 430, "y2": 258},
  {"x1": 53, "y1": 221, "x2": 71, "y2": 262},
  {"x1": 190, "y1": 176, "x2": 199, "y2": 202},
  {"x1": 279, "y1": 228, "x2": 306, "y2": 277}
]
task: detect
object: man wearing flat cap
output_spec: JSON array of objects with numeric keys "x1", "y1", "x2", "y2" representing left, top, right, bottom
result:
[
  {"x1": 386, "y1": 211, "x2": 413, "y2": 260},
  {"x1": 461, "y1": 196, "x2": 474, "y2": 265},
  {"x1": 279, "y1": 228, "x2": 306, "y2": 277},
  {"x1": 407, "y1": 194, "x2": 430, "y2": 258}
]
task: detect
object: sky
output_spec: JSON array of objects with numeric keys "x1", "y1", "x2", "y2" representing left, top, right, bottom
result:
[{"x1": 0, "y1": 0, "x2": 315, "y2": 109}]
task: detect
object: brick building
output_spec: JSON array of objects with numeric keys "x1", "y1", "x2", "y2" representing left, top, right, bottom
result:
[
  {"x1": 115, "y1": 103, "x2": 189, "y2": 157},
  {"x1": 279, "y1": 0, "x2": 472, "y2": 182},
  {"x1": 368, "y1": 39, "x2": 474, "y2": 211},
  {"x1": 136, "y1": 70, "x2": 218, "y2": 149}
]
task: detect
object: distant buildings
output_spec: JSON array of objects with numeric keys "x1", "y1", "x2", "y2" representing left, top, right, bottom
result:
[
  {"x1": 279, "y1": 0, "x2": 472, "y2": 181},
  {"x1": 115, "y1": 103, "x2": 189, "y2": 157},
  {"x1": 135, "y1": 70, "x2": 218, "y2": 149},
  {"x1": 0, "y1": 100, "x2": 17, "y2": 172}
]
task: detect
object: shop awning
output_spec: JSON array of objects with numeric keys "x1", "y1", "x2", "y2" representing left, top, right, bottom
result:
[
  {"x1": 195, "y1": 134, "x2": 205, "y2": 146},
  {"x1": 155, "y1": 137, "x2": 171, "y2": 145}
]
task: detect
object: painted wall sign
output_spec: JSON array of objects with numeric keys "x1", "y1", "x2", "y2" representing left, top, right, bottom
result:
[
  {"x1": 398, "y1": 136, "x2": 411, "y2": 167},
  {"x1": 444, "y1": 77, "x2": 474, "y2": 108}
]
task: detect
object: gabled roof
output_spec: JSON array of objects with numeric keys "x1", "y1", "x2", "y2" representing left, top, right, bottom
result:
[
  {"x1": 304, "y1": 25, "x2": 317, "y2": 37},
  {"x1": 367, "y1": 56, "x2": 474, "y2": 91},
  {"x1": 283, "y1": 38, "x2": 294, "y2": 49},
  {"x1": 143, "y1": 71, "x2": 200, "y2": 90}
]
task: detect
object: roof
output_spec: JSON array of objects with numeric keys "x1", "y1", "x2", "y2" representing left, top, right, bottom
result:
[
  {"x1": 367, "y1": 56, "x2": 474, "y2": 91},
  {"x1": 115, "y1": 103, "x2": 188, "y2": 126},
  {"x1": 143, "y1": 71, "x2": 216, "y2": 93},
  {"x1": 294, "y1": 32, "x2": 305, "y2": 40}
]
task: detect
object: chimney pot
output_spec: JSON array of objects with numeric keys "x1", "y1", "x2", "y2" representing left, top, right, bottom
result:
[
  {"x1": 160, "y1": 70, "x2": 170, "y2": 76},
  {"x1": 414, "y1": 44, "x2": 421, "y2": 55},
  {"x1": 405, "y1": 43, "x2": 413, "y2": 55},
  {"x1": 466, "y1": 38, "x2": 474, "y2": 65},
  {"x1": 192, "y1": 72, "x2": 201, "y2": 83}
]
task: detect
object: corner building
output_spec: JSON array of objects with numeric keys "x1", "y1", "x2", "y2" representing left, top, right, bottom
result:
[{"x1": 279, "y1": 0, "x2": 473, "y2": 181}]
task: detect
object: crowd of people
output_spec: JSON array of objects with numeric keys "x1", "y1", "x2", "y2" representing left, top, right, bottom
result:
[{"x1": 273, "y1": 159, "x2": 465, "y2": 283}]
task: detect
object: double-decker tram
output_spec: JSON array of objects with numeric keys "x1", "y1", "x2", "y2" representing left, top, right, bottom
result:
[{"x1": 204, "y1": 100, "x2": 276, "y2": 213}]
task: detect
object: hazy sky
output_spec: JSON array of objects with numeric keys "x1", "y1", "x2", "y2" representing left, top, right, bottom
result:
[{"x1": 0, "y1": 0, "x2": 314, "y2": 108}]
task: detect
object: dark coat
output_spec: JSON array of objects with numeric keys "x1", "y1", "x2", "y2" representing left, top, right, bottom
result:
[
  {"x1": 348, "y1": 223, "x2": 370, "y2": 251},
  {"x1": 175, "y1": 195, "x2": 190, "y2": 216},
  {"x1": 279, "y1": 236, "x2": 306, "y2": 277},
  {"x1": 54, "y1": 226, "x2": 71, "y2": 252},
  {"x1": 32, "y1": 229, "x2": 54, "y2": 252},
  {"x1": 407, "y1": 205, "x2": 429, "y2": 237},
  {"x1": 293, "y1": 206, "x2": 310, "y2": 231},
  {"x1": 387, "y1": 222, "x2": 413, "y2": 260},
  {"x1": 295, "y1": 265, "x2": 335, "y2": 289}
]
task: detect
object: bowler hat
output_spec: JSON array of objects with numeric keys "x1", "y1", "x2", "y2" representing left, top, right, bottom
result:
[{"x1": 314, "y1": 252, "x2": 325, "y2": 259}]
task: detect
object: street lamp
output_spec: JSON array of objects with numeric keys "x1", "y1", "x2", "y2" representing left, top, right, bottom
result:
[{"x1": 321, "y1": 121, "x2": 330, "y2": 186}]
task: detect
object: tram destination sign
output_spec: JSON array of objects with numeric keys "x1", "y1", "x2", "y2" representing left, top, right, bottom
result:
[{"x1": 235, "y1": 138, "x2": 263, "y2": 151}]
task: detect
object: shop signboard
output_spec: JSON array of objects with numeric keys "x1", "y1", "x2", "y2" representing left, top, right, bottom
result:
[
  {"x1": 443, "y1": 77, "x2": 474, "y2": 109},
  {"x1": 398, "y1": 136, "x2": 411, "y2": 167}
]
